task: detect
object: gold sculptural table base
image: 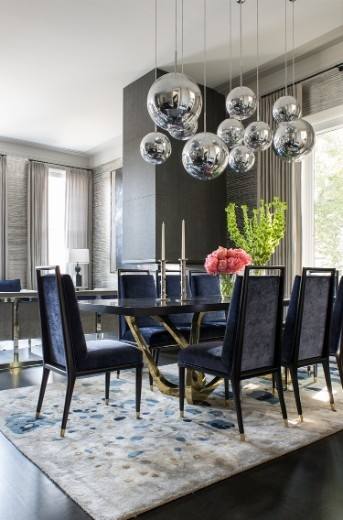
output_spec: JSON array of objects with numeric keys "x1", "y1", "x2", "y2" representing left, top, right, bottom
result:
[{"x1": 125, "y1": 312, "x2": 223, "y2": 404}]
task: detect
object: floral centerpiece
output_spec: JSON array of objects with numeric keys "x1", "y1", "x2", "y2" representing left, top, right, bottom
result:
[{"x1": 204, "y1": 246, "x2": 252, "y2": 298}]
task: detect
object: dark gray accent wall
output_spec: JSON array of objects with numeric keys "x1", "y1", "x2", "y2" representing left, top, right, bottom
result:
[{"x1": 122, "y1": 69, "x2": 227, "y2": 264}]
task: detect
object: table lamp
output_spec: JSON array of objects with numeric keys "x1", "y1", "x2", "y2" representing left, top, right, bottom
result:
[{"x1": 68, "y1": 249, "x2": 90, "y2": 288}]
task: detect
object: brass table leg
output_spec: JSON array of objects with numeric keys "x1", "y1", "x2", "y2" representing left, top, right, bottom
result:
[{"x1": 125, "y1": 313, "x2": 223, "y2": 404}]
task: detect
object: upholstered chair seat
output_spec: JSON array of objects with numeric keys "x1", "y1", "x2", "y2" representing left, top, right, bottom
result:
[
  {"x1": 36, "y1": 267, "x2": 143, "y2": 437},
  {"x1": 178, "y1": 267, "x2": 287, "y2": 440}
]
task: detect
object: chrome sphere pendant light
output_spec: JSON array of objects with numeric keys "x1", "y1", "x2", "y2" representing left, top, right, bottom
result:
[
  {"x1": 147, "y1": 0, "x2": 202, "y2": 134},
  {"x1": 140, "y1": 0, "x2": 171, "y2": 165},
  {"x1": 244, "y1": 0, "x2": 272, "y2": 152},
  {"x1": 273, "y1": 0, "x2": 314, "y2": 160},
  {"x1": 229, "y1": 144, "x2": 255, "y2": 173},
  {"x1": 183, "y1": 0, "x2": 229, "y2": 180},
  {"x1": 226, "y1": 0, "x2": 256, "y2": 121}
]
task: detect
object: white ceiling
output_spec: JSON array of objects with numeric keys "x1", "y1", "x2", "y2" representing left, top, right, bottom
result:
[{"x1": 0, "y1": 0, "x2": 342, "y2": 154}]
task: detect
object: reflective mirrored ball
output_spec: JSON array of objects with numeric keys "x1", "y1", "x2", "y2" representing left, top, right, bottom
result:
[
  {"x1": 140, "y1": 132, "x2": 172, "y2": 165},
  {"x1": 217, "y1": 118, "x2": 244, "y2": 149},
  {"x1": 272, "y1": 95, "x2": 301, "y2": 123},
  {"x1": 147, "y1": 72, "x2": 202, "y2": 130},
  {"x1": 182, "y1": 132, "x2": 229, "y2": 181},
  {"x1": 226, "y1": 86, "x2": 257, "y2": 120},
  {"x1": 244, "y1": 121, "x2": 273, "y2": 152},
  {"x1": 168, "y1": 120, "x2": 198, "y2": 141},
  {"x1": 273, "y1": 119, "x2": 315, "y2": 161},
  {"x1": 228, "y1": 145, "x2": 255, "y2": 173}
]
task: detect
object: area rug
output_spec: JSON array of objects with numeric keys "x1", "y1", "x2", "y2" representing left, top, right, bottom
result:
[{"x1": 0, "y1": 364, "x2": 343, "y2": 520}]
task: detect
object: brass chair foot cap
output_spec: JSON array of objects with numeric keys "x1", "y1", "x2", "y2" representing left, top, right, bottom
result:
[
  {"x1": 35, "y1": 413, "x2": 40, "y2": 419},
  {"x1": 105, "y1": 399, "x2": 109, "y2": 405},
  {"x1": 331, "y1": 403, "x2": 336, "y2": 412},
  {"x1": 180, "y1": 411, "x2": 184, "y2": 418},
  {"x1": 284, "y1": 419, "x2": 289, "y2": 428},
  {"x1": 299, "y1": 414, "x2": 304, "y2": 423},
  {"x1": 150, "y1": 385, "x2": 154, "y2": 392},
  {"x1": 136, "y1": 412, "x2": 140, "y2": 420},
  {"x1": 117, "y1": 374, "x2": 120, "y2": 379},
  {"x1": 240, "y1": 434, "x2": 246, "y2": 442},
  {"x1": 225, "y1": 400, "x2": 230, "y2": 407},
  {"x1": 314, "y1": 378, "x2": 317, "y2": 383},
  {"x1": 60, "y1": 429, "x2": 65, "y2": 438}
]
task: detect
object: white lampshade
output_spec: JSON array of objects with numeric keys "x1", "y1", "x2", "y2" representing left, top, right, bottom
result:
[{"x1": 68, "y1": 248, "x2": 90, "y2": 264}]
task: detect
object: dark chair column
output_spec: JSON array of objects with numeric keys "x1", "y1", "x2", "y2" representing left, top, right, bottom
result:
[
  {"x1": 36, "y1": 367, "x2": 50, "y2": 418},
  {"x1": 105, "y1": 372, "x2": 111, "y2": 405},
  {"x1": 136, "y1": 367, "x2": 142, "y2": 419},
  {"x1": 322, "y1": 359, "x2": 335, "y2": 411},
  {"x1": 179, "y1": 367, "x2": 186, "y2": 418},
  {"x1": 61, "y1": 377, "x2": 76, "y2": 437}
]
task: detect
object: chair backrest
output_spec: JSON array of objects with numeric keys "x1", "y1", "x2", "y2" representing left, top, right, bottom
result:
[
  {"x1": 157, "y1": 271, "x2": 193, "y2": 326},
  {"x1": 222, "y1": 266, "x2": 285, "y2": 375},
  {"x1": 0, "y1": 279, "x2": 21, "y2": 292},
  {"x1": 36, "y1": 266, "x2": 87, "y2": 371},
  {"x1": 189, "y1": 272, "x2": 226, "y2": 323},
  {"x1": 285, "y1": 268, "x2": 336, "y2": 363},
  {"x1": 118, "y1": 270, "x2": 158, "y2": 337},
  {"x1": 330, "y1": 276, "x2": 343, "y2": 355}
]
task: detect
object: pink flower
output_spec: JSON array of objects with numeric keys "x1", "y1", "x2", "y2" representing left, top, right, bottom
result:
[{"x1": 204, "y1": 246, "x2": 252, "y2": 275}]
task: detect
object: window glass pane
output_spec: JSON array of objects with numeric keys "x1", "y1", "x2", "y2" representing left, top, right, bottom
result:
[
  {"x1": 314, "y1": 127, "x2": 343, "y2": 273},
  {"x1": 48, "y1": 168, "x2": 66, "y2": 271}
]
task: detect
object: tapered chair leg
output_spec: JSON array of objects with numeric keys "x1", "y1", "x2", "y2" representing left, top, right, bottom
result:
[
  {"x1": 179, "y1": 366, "x2": 185, "y2": 418},
  {"x1": 61, "y1": 377, "x2": 76, "y2": 437},
  {"x1": 224, "y1": 378, "x2": 230, "y2": 405},
  {"x1": 105, "y1": 372, "x2": 110, "y2": 405},
  {"x1": 232, "y1": 379, "x2": 245, "y2": 441},
  {"x1": 116, "y1": 370, "x2": 120, "y2": 379},
  {"x1": 36, "y1": 367, "x2": 50, "y2": 419},
  {"x1": 136, "y1": 367, "x2": 142, "y2": 419},
  {"x1": 289, "y1": 366, "x2": 303, "y2": 421},
  {"x1": 322, "y1": 359, "x2": 335, "y2": 411},
  {"x1": 275, "y1": 370, "x2": 288, "y2": 427}
]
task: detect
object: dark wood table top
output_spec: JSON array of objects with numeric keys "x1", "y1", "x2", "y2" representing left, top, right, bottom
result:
[{"x1": 78, "y1": 296, "x2": 231, "y2": 317}]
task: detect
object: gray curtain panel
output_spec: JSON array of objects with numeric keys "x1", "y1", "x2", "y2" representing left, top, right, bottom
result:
[
  {"x1": 27, "y1": 161, "x2": 49, "y2": 289},
  {"x1": 65, "y1": 168, "x2": 92, "y2": 288},
  {"x1": 258, "y1": 86, "x2": 302, "y2": 296},
  {"x1": 0, "y1": 155, "x2": 7, "y2": 278}
]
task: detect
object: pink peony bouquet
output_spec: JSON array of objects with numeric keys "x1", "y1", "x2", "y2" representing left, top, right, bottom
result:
[{"x1": 204, "y1": 246, "x2": 252, "y2": 275}]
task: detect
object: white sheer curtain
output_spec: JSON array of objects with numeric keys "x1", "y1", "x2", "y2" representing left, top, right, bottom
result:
[
  {"x1": 0, "y1": 155, "x2": 7, "y2": 278},
  {"x1": 65, "y1": 168, "x2": 92, "y2": 287},
  {"x1": 27, "y1": 161, "x2": 49, "y2": 289}
]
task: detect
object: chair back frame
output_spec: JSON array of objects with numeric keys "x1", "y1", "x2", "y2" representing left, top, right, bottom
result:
[
  {"x1": 117, "y1": 269, "x2": 153, "y2": 338},
  {"x1": 232, "y1": 265, "x2": 285, "y2": 379}
]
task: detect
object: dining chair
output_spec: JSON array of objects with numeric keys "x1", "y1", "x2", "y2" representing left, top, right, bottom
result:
[
  {"x1": 282, "y1": 268, "x2": 336, "y2": 421},
  {"x1": 36, "y1": 266, "x2": 143, "y2": 437},
  {"x1": 329, "y1": 276, "x2": 343, "y2": 388},
  {"x1": 118, "y1": 269, "x2": 191, "y2": 389},
  {"x1": 0, "y1": 279, "x2": 21, "y2": 291},
  {"x1": 178, "y1": 266, "x2": 286, "y2": 441}
]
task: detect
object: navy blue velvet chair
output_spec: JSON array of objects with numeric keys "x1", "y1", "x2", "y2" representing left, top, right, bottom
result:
[
  {"x1": 36, "y1": 266, "x2": 143, "y2": 437},
  {"x1": 0, "y1": 279, "x2": 21, "y2": 292},
  {"x1": 282, "y1": 268, "x2": 336, "y2": 421},
  {"x1": 330, "y1": 276, "x2": 343, "y2": 388},
  {"x1": 178, "y1": 266, "x2": 286, "y2": 441},
  {"x1": 118, "y1": 270, "x2": 190, "y2": 389},
  {"x1": 189, "y1": 272, "x2": 226, "y2": 338}
]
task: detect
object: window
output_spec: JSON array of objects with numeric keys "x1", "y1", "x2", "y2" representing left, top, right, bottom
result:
[
  {"x1": 302, "y1": 113, "x2": 343, "y2": 274},
  {"x1": 48, "y1": 168, "x2": 67, "y2": 270}
]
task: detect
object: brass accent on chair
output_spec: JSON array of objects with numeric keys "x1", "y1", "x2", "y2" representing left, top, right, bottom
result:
[
  {"x1": 331, "y1": 403, "x2": 336, "y2": 412},
  {"x1": 240, "y1": 434, "x2": 246, "y2": 442},
  {"x1": 136, "y1": 412, "x2": 140, "y2": 419},
  {"x1": 105, "y1": 399, "x2": 109, "y2": 405},
  {"x1": 299, "y1": 414, "x2": 304, "y2": 423},
  {"x1": 60, "y1": 428, "x2": 65, "y2": 438},
  {"x1": 284, "y1": 419, "x2": 289, "y2": 427},
  {"x1": 180, "y1": 411, "x2": 184, "y2": 418}
]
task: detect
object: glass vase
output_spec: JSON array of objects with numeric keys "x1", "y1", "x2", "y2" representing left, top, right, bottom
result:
[{"x1": 219, "y1": 274, "x2": 236, "y2": 299}]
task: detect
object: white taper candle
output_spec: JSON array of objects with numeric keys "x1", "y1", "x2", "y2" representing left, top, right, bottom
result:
[
  {"x1": 161, "y1": 221, "x2": 165, "y2": 261},
  {"x1": 181, "y1": 219, "x2": 186, "y2": 259}
]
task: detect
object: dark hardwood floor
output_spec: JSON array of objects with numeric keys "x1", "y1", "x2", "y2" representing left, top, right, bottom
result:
[{"x1": 1, "y1": 358, "x2": 343, "y2": 520}]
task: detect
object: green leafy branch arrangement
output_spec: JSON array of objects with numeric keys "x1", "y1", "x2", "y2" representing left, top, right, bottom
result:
[{"x1": 225, "y1": 197, "x2": 287, "y2": 265}]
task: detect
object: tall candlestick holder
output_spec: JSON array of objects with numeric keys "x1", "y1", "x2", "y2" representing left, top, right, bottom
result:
[
  {"x1": 159, "y1": 259, "x2": 168, "y2": 302},
  {"x1": 179, "y1": 258, "x2": 188, "y2": 301}
]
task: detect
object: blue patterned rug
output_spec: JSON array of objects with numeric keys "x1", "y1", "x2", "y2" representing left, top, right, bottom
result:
[{"x1": 0, "y1": 363, "x2": 343, "y2": 520}]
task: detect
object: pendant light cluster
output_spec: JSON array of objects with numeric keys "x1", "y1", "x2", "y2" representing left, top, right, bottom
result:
[
  {"x1": 141, "y1": 0, "x2": 314, "y2": 176},
  {"x1": 272, "y1": 0, "x2": 315, "y2": 161}
]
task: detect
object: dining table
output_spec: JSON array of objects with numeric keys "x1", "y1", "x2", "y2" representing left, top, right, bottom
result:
[{"x1": 79, "y1": 296, "x2": 230, "y2": 404}]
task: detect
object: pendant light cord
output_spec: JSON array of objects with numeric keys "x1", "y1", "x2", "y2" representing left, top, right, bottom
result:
[
  {"x1": 239, "y1": 1, "x2": 243, "y2": 86},
  {"x1": 203, "y1": 0, "x2": 207, "y2": 133},
  {"x1": 174, "y1": 0, "x2": 178, "y2": 73},
  {"x1": 181, "y1": 0, "x2": 184, "y2": 73},
  {"x1": 154, "y1": 0, "x2": 158, "y2": 131},
  {"x1": 228, "y1": 0, "x2": 233, "y2": 94},
  {"x1": 291, "y1": 0, "x2": 295, "y2": 96},
  {"x1": 256, "y1": 0, "x2": 260, "y2": 120},
  {"x1": 284, "y1": 0, "x2": 288, "y2": 95}
]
